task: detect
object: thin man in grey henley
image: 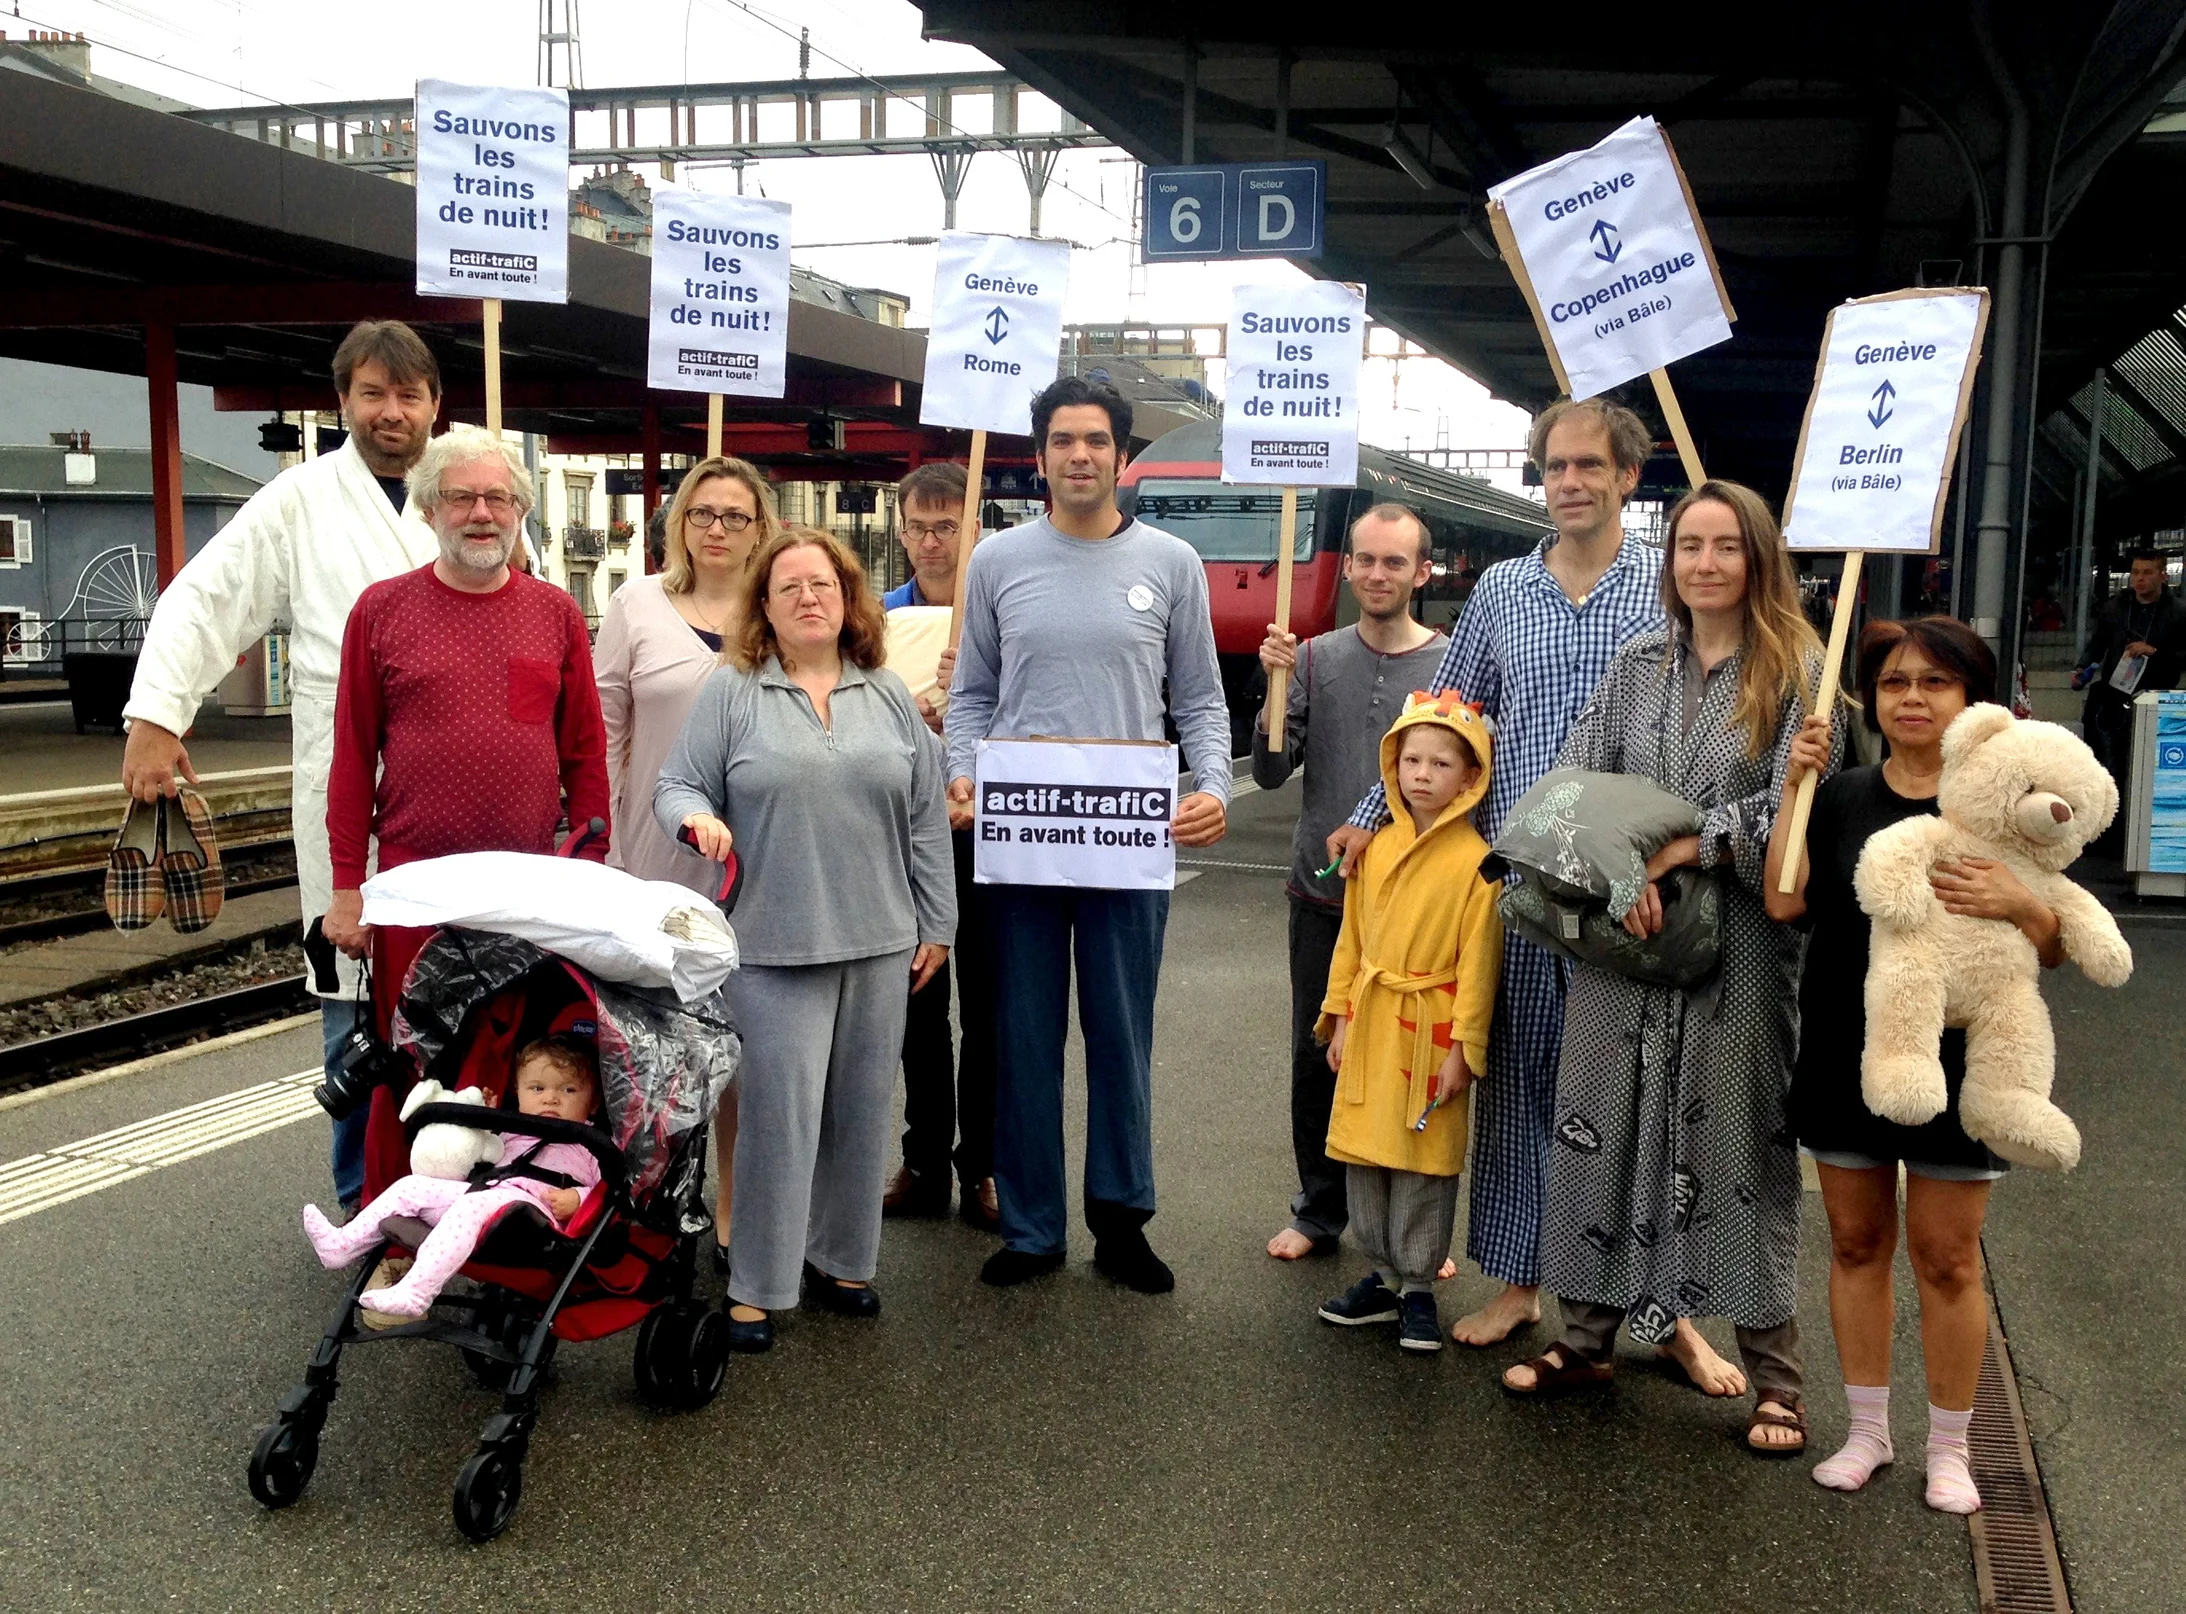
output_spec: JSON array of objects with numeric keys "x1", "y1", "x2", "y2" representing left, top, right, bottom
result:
[
  {"x1": 653, "y1": 656, "x2": 956, "y2": 966},
  {"x1": 943, "y1": 515, "x2": 1233, "y2": 802}
]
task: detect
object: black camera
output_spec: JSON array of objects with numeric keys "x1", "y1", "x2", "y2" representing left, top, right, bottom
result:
[{"x1": 313, "y1": 1019, "x2": 410, "y2": 1119}]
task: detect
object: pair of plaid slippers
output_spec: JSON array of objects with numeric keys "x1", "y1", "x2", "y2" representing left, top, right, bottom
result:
[{"x1": 105, "y1": 789, "x2": 225, "y2": 933}]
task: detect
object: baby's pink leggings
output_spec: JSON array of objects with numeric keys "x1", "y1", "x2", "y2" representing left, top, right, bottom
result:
[{"x1": 304, "y1": 1175, "x2": 555, "y2": 1318}]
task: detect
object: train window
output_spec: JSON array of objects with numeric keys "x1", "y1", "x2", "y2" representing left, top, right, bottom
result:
[{"x1": 1133, "y1": 479, "x2": 1313, "y2": 562}]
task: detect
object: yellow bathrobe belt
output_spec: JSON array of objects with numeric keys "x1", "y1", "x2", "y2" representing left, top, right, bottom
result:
[{"x1": 1339, "y1": 957, "x2": 1465, "y2": 1106}]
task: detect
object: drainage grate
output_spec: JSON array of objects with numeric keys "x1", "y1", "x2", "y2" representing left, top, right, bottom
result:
[{"x1": 1968, "y1": 1295, "x2": 2072, "y2": 1613}]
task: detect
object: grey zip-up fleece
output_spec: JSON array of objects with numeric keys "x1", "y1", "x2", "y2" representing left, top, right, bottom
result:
[{"x1": 653, "y1": 656, "x2": 956, "y2": 967}]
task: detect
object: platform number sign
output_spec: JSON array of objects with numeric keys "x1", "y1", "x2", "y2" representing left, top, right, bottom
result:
[{"x1": 1143, "y1": 162, "x2": 1326, "y2": 262}]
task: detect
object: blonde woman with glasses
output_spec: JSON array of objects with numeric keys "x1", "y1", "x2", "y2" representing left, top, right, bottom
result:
[{"x1": 595, "y1": 456, "x2": 778, "y2": 1278}]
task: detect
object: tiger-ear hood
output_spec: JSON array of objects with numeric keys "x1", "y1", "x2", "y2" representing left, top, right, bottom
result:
[{"x1": 1378, "y1": 690, "x2": 1494, "y2": 828}]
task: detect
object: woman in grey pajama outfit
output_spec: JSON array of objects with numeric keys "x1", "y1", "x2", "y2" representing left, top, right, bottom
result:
[
  {"x1": 656, "y1": 527, "x2": 956, "y2": 1354},
  {"x1": 1502, "y1": 481, "x2": 1835, "y2": 1457}
]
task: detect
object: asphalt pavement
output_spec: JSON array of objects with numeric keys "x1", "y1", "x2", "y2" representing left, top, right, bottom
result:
[{"x1": 4, "y1": 777, "x2": 2163, "y2": 1612}]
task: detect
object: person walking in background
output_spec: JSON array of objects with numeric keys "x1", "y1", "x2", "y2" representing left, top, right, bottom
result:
[
  {"x1": 120, "y1": 320, "x2": 442, "y2": 1216},
  {"x1": 658, "y1": 528, "x2": 954, "y2": 1354},
  {"x1": 1253, "y1": 503, "x2": 1447, "y2": 1262},
  {"x1": 2073, "y1": 548, "x2": 2185, "y2": 830},
  {"x1": 944, "y1": 375, "x2": 1232, "y2": 1295},
  {"x1": 320, "y1": 424, "x2": 610, "y2": 1200},
  {"x1": 1768, "y1": 617, "x2": 2062, "y2": 1511},
  {"x1": 879, "y1": 461, "x2": 1000, "y2": 1231},
  {"x1": 1324, "y1": 397, "x2": 1666, "y2": 1354},
  {"x1": 594, "y1": 454, "x2": 780, "y2": 1276},
  {"x1": 1503, "y1": 480, "x2": 1828, "y2": 1459}
]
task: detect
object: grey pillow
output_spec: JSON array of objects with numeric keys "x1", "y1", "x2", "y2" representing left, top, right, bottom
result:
[{"x1": 1485, "y1": 768, "x2": 1723, "y2": 990}]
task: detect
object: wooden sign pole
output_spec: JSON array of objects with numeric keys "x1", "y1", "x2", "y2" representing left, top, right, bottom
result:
[
  {"x1": 1648, "y1": 367, "x2": 1707, "y2": 490},
  {"x1": 706, "y1": 391, "x2": 724, "y2": 460},
  {"x1": 483, "y1": 298, "x2": 503, "y2": 433},
  {"x1": 1263, "y1": 486, "x2": 1300, "y2": 751},
  {"x1": 946, "y1": 429, "x2": 987, "y2": 650},
  {"x1": 1776, "y1": 549, "x2": 1864, "y2": 894}
]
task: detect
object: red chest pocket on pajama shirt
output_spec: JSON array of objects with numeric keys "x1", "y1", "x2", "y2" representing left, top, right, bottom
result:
[{"x1": 508, "y1": 656, "x2": 560, "y2": 724}]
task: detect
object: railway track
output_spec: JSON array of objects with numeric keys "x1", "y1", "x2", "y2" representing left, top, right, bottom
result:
[
  {"x1": 0, "y1": 871, "x2": 300, "y2": 948},
  {"x1": 0, "y1": 974, "x2": 317, "y2": 1093}
]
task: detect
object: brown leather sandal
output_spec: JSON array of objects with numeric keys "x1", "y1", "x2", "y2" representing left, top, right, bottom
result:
[
  {"x1": 1746, "y1": 1391, "x2": 1808, "y2": 1456},
  {"x1": 1501, "y1": 1342, "x2": 1615, "y2": 1397}
]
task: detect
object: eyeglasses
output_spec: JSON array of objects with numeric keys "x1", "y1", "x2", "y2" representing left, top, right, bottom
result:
[
  {"x1": 770, "y1": 576, "x2": 841, "y2": 604},
  {"x1": 441, "y1": 488, "x2": 517, "y2": 514},
  {"x1": 1876, "y1": 673, "x2": 1963, "y2": 696},
  {"x1": 687, "y1": 507, "x2": 756, "y2": 532},
  {"x1": 904, "y1": 519, "x2": 960, "y2": 542}
]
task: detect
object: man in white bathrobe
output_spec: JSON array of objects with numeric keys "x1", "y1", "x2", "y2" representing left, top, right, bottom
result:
[{"x1": 121, "y1": 321, "x2": 442, "y2": 1211}]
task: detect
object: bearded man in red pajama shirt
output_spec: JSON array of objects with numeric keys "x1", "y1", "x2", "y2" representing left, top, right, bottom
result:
[{"x1": 322, "y1": 423, "x2": 611, "y2": 1204}]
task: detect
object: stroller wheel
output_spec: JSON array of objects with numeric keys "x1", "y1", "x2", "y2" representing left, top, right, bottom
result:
[
  {"x1": 633, "y1": 1299, "x2": 729, "y2": 1411},
  {"x1": 451, "y1": 1445, "x2": 525, "y2": 1543},
  {"x1": 247, "y1": 1418, "x2": 319, "y2": 1509}
]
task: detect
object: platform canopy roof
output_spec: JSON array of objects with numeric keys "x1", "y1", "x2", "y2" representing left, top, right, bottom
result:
[
  {"x1": 919, "y1": 1, "x2": 2186, "y2": 541},
  {"x1": 0, "y1": 69, "x2": 1192, "y2": 479}
]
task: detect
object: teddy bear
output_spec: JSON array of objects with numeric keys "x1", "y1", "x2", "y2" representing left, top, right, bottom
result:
[
  {"x1": 1854, "y1": 702, "x2": 2133, "y2": 1171},
  {"x1": 397, "y1": 1079, "x2": 504, "y2": 1180}
]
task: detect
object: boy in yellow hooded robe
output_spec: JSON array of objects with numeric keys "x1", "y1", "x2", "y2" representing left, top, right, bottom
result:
[{"x1": 1314, "y1": 691, "x2": 1503, "y2": 1352}]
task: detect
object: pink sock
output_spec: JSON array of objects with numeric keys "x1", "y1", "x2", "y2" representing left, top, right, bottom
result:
[
  {"x1": 1926, "y1": 1403, "x2": 1981, "y2": 1513},
  {"x1": 1812, "y1": 1383, "x2": 1894, "y2": 1492}
]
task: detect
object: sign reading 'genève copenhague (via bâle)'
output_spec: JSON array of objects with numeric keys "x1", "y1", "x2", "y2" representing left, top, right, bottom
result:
[
  {"x1": 973, "y1": 738, "x2": 1177, "y2": 891},
  {"x1": 1221, "y1": 279, "x2": 1365, "y2": 485},
  {"x1": 415, "y1": 80, "x2": 570, "y2": 304},
  {"x1": 647, "y1": 189, "x2": 792, "y2": 397},
  {"x1": 918, "y1": 232, "x2": 1072, "y2": 436},
  {"x1": 1487, "y1": 115, "x2": 1733, "y2": 401},
  {"x1": 1782, "y1": 288, "x2": 1990, "y2": 554}
]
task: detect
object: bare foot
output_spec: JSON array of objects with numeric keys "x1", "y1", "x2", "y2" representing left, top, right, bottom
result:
[
  {"x1": 1450, "y1": 1283, "x2": 1542, "y2": 1347},
  {"x1": 1437, "y1": 1257, "x2": 1458, "y2": 1281},
  {"x1": 728, "y1": 1303, "x2": 767, "y2": 1323},
  {"x1": 1658, "y1": 1317, "x2": 1747, "y2": 1396},
  {"x1": 1747, "y1": 1398, "x2": 1806, "y2": 1452},
  {"x1": 1266, "y1": 1227, "x2": 1317, "y2": 1260}
]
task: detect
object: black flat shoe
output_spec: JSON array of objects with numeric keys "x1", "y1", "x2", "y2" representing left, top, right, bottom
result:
[
  {"x1": 979, "y1": 1247, "x2": 1065, "y2": 1287},
  {"x1": 803, "y1": 1262, "x2": 881, "y2": 1318},
  {"x1": 725, "y1": 1308, "x2": 773, "y2": 1353},
  {"x1": 1093, "y1": 1230, "x2": 1175, "y2": 1294}
]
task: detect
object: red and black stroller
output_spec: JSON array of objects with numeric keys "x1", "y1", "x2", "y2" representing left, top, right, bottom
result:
[{"x1": 247, "y1": 925, "x2": 739, "y2": 1541}]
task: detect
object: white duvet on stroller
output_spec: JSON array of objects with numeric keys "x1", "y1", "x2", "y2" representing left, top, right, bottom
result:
[{"x1": 361, "y1": 853, "x2": 738, "y2": 1002}]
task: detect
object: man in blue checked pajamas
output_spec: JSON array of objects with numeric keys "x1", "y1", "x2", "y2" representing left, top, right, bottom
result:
[{"x1": 1326, "y1": 396, "x2": 1665, "y2": 1350}]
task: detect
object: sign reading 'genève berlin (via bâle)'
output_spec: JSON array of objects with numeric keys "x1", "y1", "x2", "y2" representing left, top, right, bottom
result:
[
  {"x1": 646, "y1": 189, "x2": 791, "y2": 397},
  {"x1": 918, "y1": 232, "x2": 1072, "y2": 437},
  {"x1": 973, "y1": 738, "x2": 1177, "y2": 891},
  {"x1": 1221, "y1": 279, "x2": 1364, "y2": 485},
  {"x1": 1782, "y1": 288, "x2": 1989, "y2": 555},
  {"x1": 1487, "y1": 115, "x2": 1733, "y2": 401},
  {"x1": 415, "y1": 80, "x2": 569, "y2": 303}
]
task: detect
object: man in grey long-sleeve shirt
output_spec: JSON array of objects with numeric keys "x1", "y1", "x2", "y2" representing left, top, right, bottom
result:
[
  {"x1": 1249, "y1": 504, "x2": 1445, "y2": 1264},
  {"x1": 943, "y1": 375, "x2": 1230, "y2": 1295}
]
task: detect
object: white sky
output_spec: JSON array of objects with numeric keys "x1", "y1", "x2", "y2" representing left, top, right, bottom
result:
[{"x1": 18, "y1": 0, "x2": 1532, "y2": 475}]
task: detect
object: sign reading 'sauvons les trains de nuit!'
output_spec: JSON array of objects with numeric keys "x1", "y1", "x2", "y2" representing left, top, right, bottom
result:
[{"x1": 414, "y1": 80, "x2": 569, "y2": 304}]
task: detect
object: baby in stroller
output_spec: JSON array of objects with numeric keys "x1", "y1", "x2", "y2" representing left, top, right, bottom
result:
[{"x1": 301, "y1": 1034, "x2": 606, "y2": 1318}]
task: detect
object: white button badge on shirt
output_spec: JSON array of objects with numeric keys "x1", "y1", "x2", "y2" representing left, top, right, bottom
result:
[{"x1": 1126, "y1": 584, "x2": 1155, "y2": 612}]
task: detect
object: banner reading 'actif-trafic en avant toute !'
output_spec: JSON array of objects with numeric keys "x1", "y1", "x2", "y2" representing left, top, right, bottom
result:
[
  {"x1": 918, "y1": 233, "x2": 1072, "y2": 437},
  {"x1": 973, "y1": 739, "x2": 1177, "y2": 891},
  {"x1": 414, "y1": 80, "x2": 569, "y2": 303}
]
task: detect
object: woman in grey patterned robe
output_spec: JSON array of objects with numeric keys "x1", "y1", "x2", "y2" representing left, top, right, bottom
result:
[{"x1": 1502, "y1": 480, "x2": 1835, "y2": 1457}]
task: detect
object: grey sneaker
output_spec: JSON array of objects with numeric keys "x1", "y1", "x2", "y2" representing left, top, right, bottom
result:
[
  {"x1": 1398, "y1": 1289, "x2": 1443, "y2": 1352},
  {"x1": 1318, "y1": 1274, "x2": 1402, "y2": 1326}
]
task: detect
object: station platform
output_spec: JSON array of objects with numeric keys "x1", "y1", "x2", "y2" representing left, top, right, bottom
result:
[{"x1": 0, "y1": 778, "x2": 2174, "y2": 1610}]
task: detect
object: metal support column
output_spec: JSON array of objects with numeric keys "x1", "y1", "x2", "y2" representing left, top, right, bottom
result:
[
  {"x1": 930, "y1": 146, "x2": 973, "y2": 231},
  {"x1": 145, "y1": 320, "x2": 187, "y2": 589},
  {"x1": 641, "y1": 399, "x2": 662, "y2": 520},
  {"x1": 2075, "y1": 368, "x2": 2105, "y2": 655},
  {"x1": 1970, "y1": 4, "x2": 2030, "y2": 666},
  {"x1": 1018, "y1": 143, "x2": 1060, "y2": 236}
]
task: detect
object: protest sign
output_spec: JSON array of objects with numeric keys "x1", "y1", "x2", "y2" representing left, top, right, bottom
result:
[
  {"x1": 415, "y1": 80, "x2": 570, "y2": 304},
  {"x1": 1774, "y1": 286, "x2": 1990, "y2": 893},
  {"x1": 973, "y1": 738, "x2": 1176, "y2": 891},
  {"x1": 1488, "y1": 115, "x2": 1732, "y2": 482},
  {"x1": 918, "y1": 232, "x2": 1073, "y2": 648},
  {"x1": 1222, "y1": 278, "x2": 1366, "y2": 750},
  {"x1": 1781, "y1": 289, "x2": 1989, "y2": 554},
  {"x1": 647, "y1": 190, "x2": 792, "y2": 402},
  {"x1": 1221, "y1": 279, "x2": 1364, "y2": 485}
]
